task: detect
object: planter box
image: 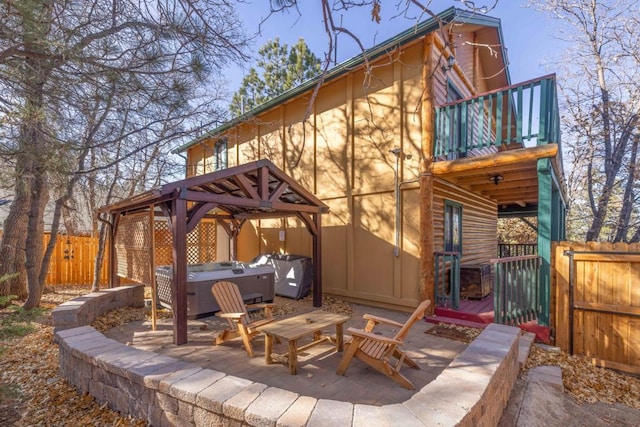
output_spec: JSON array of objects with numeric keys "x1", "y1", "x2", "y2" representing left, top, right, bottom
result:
[{"x1": 460, "y1": 264, "x2": 492, "y2": 299}]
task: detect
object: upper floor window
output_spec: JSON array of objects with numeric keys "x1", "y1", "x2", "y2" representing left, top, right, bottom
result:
[
  {"x1": 214, "y1": 139, "x2": 228, "y2": 171},
  {"x1": 444, "y1": 200, "x2": 462, "y2": 254}
]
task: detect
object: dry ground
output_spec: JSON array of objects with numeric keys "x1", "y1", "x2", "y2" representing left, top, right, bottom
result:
[{"x1": 0, "y1": 286, "x2": 638, "y2": 426}]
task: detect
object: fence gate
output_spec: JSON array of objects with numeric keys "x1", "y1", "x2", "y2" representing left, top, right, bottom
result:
[{"x1": 554, "y1": 242, "x2": 640, "y2": 375}]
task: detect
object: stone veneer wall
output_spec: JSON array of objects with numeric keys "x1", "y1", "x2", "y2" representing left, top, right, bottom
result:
[{"x1": 55, "y1": 309, "x2": 520, "y2": 426}]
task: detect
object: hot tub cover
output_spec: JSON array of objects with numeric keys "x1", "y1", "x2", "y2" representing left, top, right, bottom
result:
[{"x1": 252, "y1": 254, "x2": 312, "y2": 299}]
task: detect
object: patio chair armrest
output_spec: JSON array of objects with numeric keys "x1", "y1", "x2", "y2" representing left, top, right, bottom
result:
[
  {"x1": 247, "y1": 302, "x2": 275, "y2": 318},
  {"x1": 216, "y1": 312, "x2": 245, "y2": 320},
  {"x1": 346, "y1": 327, "x2": 402, "y2": 346},
  {"x1": 246, "y1": 302, "x2": 275, "y2": 311},
  {"x1": 362, "y1": 314, "x2": 404, "y2": 328}
]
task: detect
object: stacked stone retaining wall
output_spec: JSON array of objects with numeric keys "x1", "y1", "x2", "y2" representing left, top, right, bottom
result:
[
  {"x1": 54, "y1": 290, "x2": 520, "y2": 426},
  {"x1": 51, "y1": 285, "x2": 144, "y2": 332}
]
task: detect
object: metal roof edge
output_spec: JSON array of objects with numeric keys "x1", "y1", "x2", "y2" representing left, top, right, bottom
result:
[{"x1": 174, "y1": 6, "x2": 504, "y2": 153}]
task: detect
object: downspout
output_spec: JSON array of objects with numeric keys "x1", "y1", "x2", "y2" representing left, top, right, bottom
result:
[{"x1": 390, "y1": 148, "x2": 416, "y2": 257}]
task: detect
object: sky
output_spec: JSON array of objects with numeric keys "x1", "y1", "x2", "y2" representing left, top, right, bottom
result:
[{"x1": 222, "y1": 0, "x2": 561, "y2": 97}]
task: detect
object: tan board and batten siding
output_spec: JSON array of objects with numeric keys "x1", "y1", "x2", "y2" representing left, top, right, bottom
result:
[{"x1": 187, "y1": 31, "x2": 500, "y2": 311}]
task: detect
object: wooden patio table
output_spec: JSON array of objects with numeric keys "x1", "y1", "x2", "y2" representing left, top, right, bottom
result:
[{"x1": 257, "y1": 310, "x2": 350, "y2": 375}]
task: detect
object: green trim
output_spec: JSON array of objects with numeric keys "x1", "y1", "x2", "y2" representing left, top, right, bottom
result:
[
  {"x1": 174, "y1": 7, "x2": 508, "y2": 153},
  {"x1": 537, "y1": 158, "x2": 552, "y2": 326},
  {"x1": 498, "y1": 206, "x2": 537, "y2": 217},
  {"x1": 444, "y1": 199, "x2": 463, "y2": 255},
  {"x1": 446, "y1": 80, "x2": 466, "y2": 158}
]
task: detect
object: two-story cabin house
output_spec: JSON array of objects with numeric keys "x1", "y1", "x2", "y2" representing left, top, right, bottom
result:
[{"x1": 175, "y1": 7, "x2": 566, "y2": 330}]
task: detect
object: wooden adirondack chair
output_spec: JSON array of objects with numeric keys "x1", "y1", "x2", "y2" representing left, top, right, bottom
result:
[
  {"x1": 211, "y1": 280, "x2": 277, "y2": 357},
  {"x1": 336, "y1": 299, "x2": 432, "y2": 389}
]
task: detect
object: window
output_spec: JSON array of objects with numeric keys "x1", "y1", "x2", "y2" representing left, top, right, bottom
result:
[
  {"x1": 214, "y1": 139, "x2": 228, "y2": 171},
  {"x1": 447, "y1": 81, "x2": 466, "y2": 159},
  {"x1": 444, "y1": 200, "x2": 462, "y2": 254}
]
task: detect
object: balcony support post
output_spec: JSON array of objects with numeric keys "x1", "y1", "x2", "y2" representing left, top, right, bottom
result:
[
  {"x1": 419, "y1": 35, "x2": 435, "y2": 313},
  {"x1": 537, "y1": 158, "x2": 552, "y2": 326}
]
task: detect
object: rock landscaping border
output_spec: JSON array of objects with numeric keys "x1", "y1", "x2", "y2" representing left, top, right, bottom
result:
[{"x1": 53, "y1": 290, "x2": 521, "y2": 426}]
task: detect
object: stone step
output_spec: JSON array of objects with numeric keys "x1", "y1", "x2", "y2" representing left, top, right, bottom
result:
[
  {"x1": 425, "y1": 314, "x2": 488, "y2": 329},
  {"x1": 518, "y1": 331, "x2": 536, "y2": 368}
]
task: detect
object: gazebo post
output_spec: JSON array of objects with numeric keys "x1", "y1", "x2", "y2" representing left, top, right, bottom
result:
[
  {"x1": 97, "y1": 160, "x2": 329, "y2": 346},
  {"x1": 171, "y1": 197, "x2": 188, "y2": 345},
  {"x1": 312, "y1": 213, "x2": 322, "y2": 307},
  {"x1": 109, "y1": 213, "x2": 120, "y2": 288},
  {"x1": 149, "y1": 205, "x2": 157, "y2": 331}
]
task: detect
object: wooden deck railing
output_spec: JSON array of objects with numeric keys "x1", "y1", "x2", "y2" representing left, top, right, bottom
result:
[
  {"x1": 498, "y1": 243, "x2": 537, "y2": 258},
  {"x1": 434, "y1": 251, "x2": 460, "y2": 310},
  {"x1": 491, "y1": 255, "x2": 541, "y2": 325},
  {"x1": 434, "y1": 74, "x2": 560, "y2": 159}
]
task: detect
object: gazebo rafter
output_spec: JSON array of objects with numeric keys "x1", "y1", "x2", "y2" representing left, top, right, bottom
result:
[{"x1": 98, "y1": 159, "x2": 329, "y2": 345}]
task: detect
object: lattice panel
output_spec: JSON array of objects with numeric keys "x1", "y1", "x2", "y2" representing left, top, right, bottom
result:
[
  {"x1": 153, "y1": 218, "x2": 217, "y2": 266},
  {"x1": 154, "y1": 220, "x2": 173, "y2": 266},
  {"x1": 115, "y1": 212, "x2": 152, "y2": 284},
  {"x1": 188, "y1": 220, "x2": 217, "y2": 264}
]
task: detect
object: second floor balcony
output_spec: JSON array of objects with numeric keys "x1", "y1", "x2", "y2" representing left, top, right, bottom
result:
[
  {"x1": 432, "y1": 74, "x2": 563, "y2": 215},
  {"x1": 434, "y1": 74, "x2": 561, "y2": 161}
]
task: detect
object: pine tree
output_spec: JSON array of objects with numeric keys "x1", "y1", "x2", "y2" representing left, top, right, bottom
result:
[{"x1": 230, "y1": 38, "x2": 321, "y2": 116}]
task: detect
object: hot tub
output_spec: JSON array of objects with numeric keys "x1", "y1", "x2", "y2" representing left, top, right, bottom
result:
[{"x1": 155, "y1": 262, "x2": 275, "y2": 319}]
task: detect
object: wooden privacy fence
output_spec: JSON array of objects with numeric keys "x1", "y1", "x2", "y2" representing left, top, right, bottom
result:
[
  {"x1": 45, "y1": 234, "x2": 109, "y2": 285},
  {"x1": 0, "y1": 231, "x2": 109, "y2": 286},
  {"x1": 0, "y1": 218, "x2": 218, "y2": 287},
  {"x1": 553, "y1": 242, "x2": 640, "y2": 375}
]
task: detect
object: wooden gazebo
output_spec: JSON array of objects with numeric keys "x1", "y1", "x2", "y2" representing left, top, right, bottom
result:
[{"x1": 98, "y1": 159, "x2": 329, "y2": 345}]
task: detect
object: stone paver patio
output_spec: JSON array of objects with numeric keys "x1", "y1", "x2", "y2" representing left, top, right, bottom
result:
[{"x1": 104, "y1": 297, "x2": 468, "y2": 405}]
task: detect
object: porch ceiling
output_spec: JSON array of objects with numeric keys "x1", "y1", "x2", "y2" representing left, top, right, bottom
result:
[
  {"x1": 432, "y1": 144, "x2": 560, "y2": 211},
  {"x1": 437, "y1": 159, "x2": 540, "y2": 209}
]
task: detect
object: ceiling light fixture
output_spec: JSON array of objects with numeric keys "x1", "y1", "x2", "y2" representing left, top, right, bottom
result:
[{"x1": 490, "y1": 175, "x2": 504, "y2": 185}]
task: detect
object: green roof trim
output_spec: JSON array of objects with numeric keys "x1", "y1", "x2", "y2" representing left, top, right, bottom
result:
[{"x1": 174, "y1": 6, "x2": 507, "y2": 153}]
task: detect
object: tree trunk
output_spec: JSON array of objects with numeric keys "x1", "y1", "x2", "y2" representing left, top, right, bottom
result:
[
  {"x1": 613, "y1": 122, "x2": 639, "y2": 242},
  {"x1": 18, "y1": 2, "x2": 52, "y2": 308},
  {"x1": 23, "y1": 171, "x2": 49, "y2": 310},
  {"x1": 92, "y1": 221, "x2": 108, "y2": 292},
  {"x1": 0, "y1": 164, "x2": 30, "y2": 298}
]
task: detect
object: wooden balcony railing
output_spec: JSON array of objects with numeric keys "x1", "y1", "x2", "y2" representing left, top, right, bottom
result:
[
  {"x1": 490, "y1": 255, "x2": 541, "y2": 325},
  {"x1": 498, "y1": 243, "x2": 537, "y2": 258},
  {"x1": 434, "y1": 75, "x2": 560, "y2": 159},
  {"x1": 434, "y1": 251, "x2": 460, "y2": 310}
]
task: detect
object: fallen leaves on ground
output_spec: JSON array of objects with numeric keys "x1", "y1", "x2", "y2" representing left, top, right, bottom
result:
[
  {"x1": 3, "y1": 285, "x2": 639, "y2": 424},
  {"x1": 425, "y1": 322, "x2": 483, "y2": 343},
  {"x1": 427, "y1": 323, "x2": 640, "y2": 410},
  {"x1": 0, "y1": 286, "x2": 146, "y2": 426},
  {"x1": 526, "y1": 345, "x2": 640, "y2": 409},
  {"x1": 91, "y1": 306, "x2": 148, "y2": 333},
  {"x1": 318, "y1": 295, "x2": 353, "y2": 315},
  {"x1": 253, "y1": 294, "x2": 353, "y2": 319}
]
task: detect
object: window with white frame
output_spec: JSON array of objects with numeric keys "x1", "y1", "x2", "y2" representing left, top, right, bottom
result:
[{"x1": 213, "y1": 139, "x2": 228, "y2": 171}]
